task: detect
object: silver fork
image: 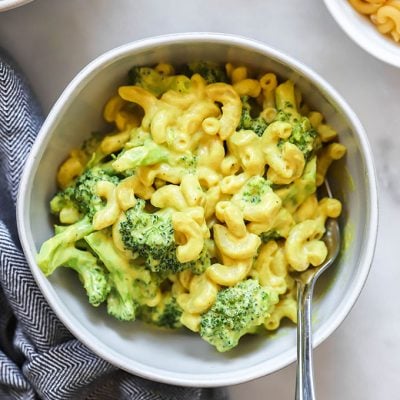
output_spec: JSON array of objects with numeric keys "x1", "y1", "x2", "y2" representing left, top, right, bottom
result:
[{"x1": 294, "y1": 181, "x2": 341, "y2": 400}]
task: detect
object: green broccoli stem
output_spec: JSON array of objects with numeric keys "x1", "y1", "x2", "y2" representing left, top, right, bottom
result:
[
  {"x1": 276, "y1": 156, "x2": 317, "y2": 212},
  {"x1": 112, "y1": 141, "x2": 169, "y2": 172},
  {"x1": 84, "y1": 230, "x2": 151, "y2": 321},
  {"x1": 55, "y1": 245, "x2": 109, "y2": 307},
  {"x1": 36, "y1": 217, "x2": 94, "y2": 276}
]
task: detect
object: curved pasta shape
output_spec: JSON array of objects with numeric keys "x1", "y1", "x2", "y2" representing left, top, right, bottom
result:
[
  {"x1": 219, "y1": 172, "x2": 248, "y2": 194},
  {"x1": 373, "y1": 4, "x2": 400, "y2": 41},
  {"x1": 204, "y1": 186, "x2": 223, "y2": 221},
  {"x1": 317, "y1": 123, "x2": 338, "y2": 143},
  {"x1": 154, "y1": 62, "x2": 175, "y2": 76},
  {"x1": 184, "y1": 206, "x2": 210, "y2": 239},
  {"x1": 122, "y1": 174, "x2": 154, "y2": 201},
  {"x1": 161, "y1": 73, "x2": 207, "y2": 109},
  {"x1": 206, "y1": 257, "x2": 253, "y2": 286},
  {"x1": 215, "y1": 201, "x2": 247, "y2": 238},
  {"x1": 118, "y1": 86, "x2": 159, "y2": 130},
  {"x1": 252, "y1": 241, "x2": 288, "y2": 295},
  {"x1": 178, "y1": 269, "x2": 194, "y2": 290},
  {"x1": 100, "y1": 131, "x2": 131, "y2": 155},
  {"x1": 56, "y1": 152, "x2": 85, "y2": 189},
  {"x1": 285, "y1": 219, "x2": 327, "y2": 271},
  {"x1": 93, "y1": 181, "x2": 121, "y2": 230},
  {"x1": 248, "y1": 207, "x2": 295, "y2": 238},
  {"x1": 206, "y1": 83, "x2": 241, "y2": 140},
  {"x1": 228, "y1": 130, "x2": 266, "y2": 176},
  {"x1": 180, "y1": 312, "x2": 201, "y2": 332},
  {"x1": 261, "y1": 121, "x2": 297, "y2": 177},
  {"x1": 115, "y1": 110, "x2": 141, "y2": 131},
  {"x1": 231, "y1": 65, "x2": 248, "y2": 83},
  {"x1": 150, "y1": 108, "x2": 178, "y2": 144},
  {"x1": 197, "y1": 136, "x2": 225, "y2": 170},
  {"x1": 213, "y1": 224, "x2": 261, "y2": 260},
  {"x1": 202, "y1": 117, "x2": 220, "y2": 136},
  {"x1": 294, "y1": 194, "x2": 319, "y2": 223},
  {"x1": 260, "y1": 72, "x2": 277, "y2": 92},
  {"x1": 264, "y1": 287, "x2": 297, "y2": 330},
  {"x1": 349, "y1": 0, "x2": 400, "y2": 42},
  {"x1": 103, "y1": 94, "x2": 126, "y2": 123},
  {"x1": 220, "y1": 154, "x2": 241, "y2": 176},
  {"x1": 178, "y1": 101, "x2": 220, "y2": 135},
  {"x1": 177, "y1": 274, "x2": 219, "y2": 314},
  {"x1": 151, "y1": 184, "x2": 187, "y2": 210},
  {"x1": 115, "y1": 178, "x2": 137, "y2": 211},
  {"x1": 316, "y1": 142, "x2": 346, "y2": 186},
  {"x1": 172, "y1": 211, "x2": 204, "y2": 263},
  {"x1": 237, "y1": 190, "x2": 282, "y2": 224},
  {"x1": 349, "y1": 0, "x2": 385, "y2": 14},
  {"x1": 266, "y1": 142, "x2": 305, "y2": 185},
  {"x1": 316, "y1": 197, "x2": 342, "y2": 220},
  {"x1": 233, "y1": 79, "x2": 261, "y2": 97},
  {"x1": 197, "y1": 166, "x2": 222, "y2": 189},
  {"x1": 137, "y1": 163, "x2": 182, "y2": 186},
  {"x1": 180, "y1": 174, "x2": 206, "y2": 207}
]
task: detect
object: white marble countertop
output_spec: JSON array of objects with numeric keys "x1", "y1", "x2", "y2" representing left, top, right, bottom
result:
[{"x1": 1, "y1": 0, "x2": 399, "y2": 398}]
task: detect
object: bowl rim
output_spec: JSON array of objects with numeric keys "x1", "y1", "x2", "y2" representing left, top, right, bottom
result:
[
  {"x1": 0, "y1": 0, "x2": 33, "y2": 12},
  {"x1": 323, "y1": 0, "x2": 400, "y2": 68},
  {"x1": 16, "y1": 32, "x2": 379, "y2": 387}
]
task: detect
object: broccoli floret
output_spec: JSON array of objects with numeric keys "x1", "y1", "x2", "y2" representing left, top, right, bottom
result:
[
  {"x1": 259, "y1": 230, "x2": 282, "y2": 243},
  {"x1": 50, "y1": 186, "x2": 81, "y2": 224},
  {"x1": 84, "y1": 229, "x2": 157, "y2": 321},
  {"x1": 36, "y1": 218, "x2": 109, "y2": 307},
  {"x1": 120, "y1": 199, "x2": 176, "y2": 272},
  {"x1": 273, "y1": 81, "x2": 321, "y2": 160},
  {"x1": 71, "y1": 167, "x2": 120, "y2": 219},
  {"x1": 277, "y1": 117, "x2": 321, "y2": 161},
  {"x1": 81, "y1": 131, "x2": 108, "y2": 167},
  {"x1": 128, "y1": 66, "x2": 191, "y2": 96},
  {"x1": 50, "y1": 166, "x2": 120, "y2": 222},
  {"x1": 276, "y1": 156, "x2": 317, "y2": 213},
  {"x1": 172, "y1": 153, "x2": 198, "y2": 173},
  {"x1": 119, "y1": 199, "x2": 210, "y2": 277},
  {"x1": 139, "y1": 294, "x2": 183, "y2": 329},
  {"x1": 184, "y1": 61, "x2": 228, "y2": 84},
  {"x1": 60, "y1": 247, "x2": 109, "y2": 307},
  {"x1": 199, "y1": 279, "x2": 277, "y2": 352},
  {"x1": 50, "y1": 186, "x2": 75, "y2": 214},
  {"x1": 240, "y1": 176, "x2": 271, "y2": 204},
  {"x1": 237, "y1": 96, "x2": 268, "y2": 137},
  {"x1": 36, "y1": 217, "x2": 94, "y2": 274},
  {"x1": 189, "y1": 245, "x2": 211, "y2": 275},
  {"x1": 112, "y1": 140, "x2": 169, "y2": 172}
]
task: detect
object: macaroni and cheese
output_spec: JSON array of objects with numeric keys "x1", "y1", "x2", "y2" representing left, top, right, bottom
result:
[{"x1": 36, "y1": 61, "x2": 346, "y2": 352}]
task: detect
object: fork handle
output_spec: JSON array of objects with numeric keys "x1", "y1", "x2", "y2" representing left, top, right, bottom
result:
[{"x1": 295, "y1": 280, "x2": 316, "y2": 400}]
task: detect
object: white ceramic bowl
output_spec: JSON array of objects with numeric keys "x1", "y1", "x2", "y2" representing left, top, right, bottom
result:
[
  {"x1": 324, "y1": 0, "x2": 400, "y2": 67},
  {"x1": 0, "y1": 0, "x2": 33, "y2": 12},
  {"x1": 17, "y1": 33, "x2": 378, "y2": 387}
]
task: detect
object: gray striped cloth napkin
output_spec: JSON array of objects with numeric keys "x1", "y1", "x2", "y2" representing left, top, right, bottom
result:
[{"x1": 0, "y1": 49, "x2": 228, "y2": 400}]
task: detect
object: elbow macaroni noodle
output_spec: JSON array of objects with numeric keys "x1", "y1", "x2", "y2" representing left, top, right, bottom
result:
[
  {"x1": 349, "y1": 0, "x2": 400, "y2": 42},
  {"x1": 55, "y1": 62, "x2": 346, "y2": 340}
]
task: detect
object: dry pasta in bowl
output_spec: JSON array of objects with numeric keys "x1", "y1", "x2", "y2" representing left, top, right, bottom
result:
[
  {"x1": 349, "y1": 0, "x2": 400, "y2": 42},
  {"x1": 36, "y1": 61, "x2": 346, "y2": 352}
]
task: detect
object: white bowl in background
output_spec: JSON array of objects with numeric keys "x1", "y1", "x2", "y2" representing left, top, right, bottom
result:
[
  {"x1": 16, "y1": 33, "x2": 378, "y2": 387},
  {"x1": 324, "y1": 0, "x2": 400, "y2": 67},
  {"x1": 0, "y1": 0, "x2": 33, "y2": 12}
]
